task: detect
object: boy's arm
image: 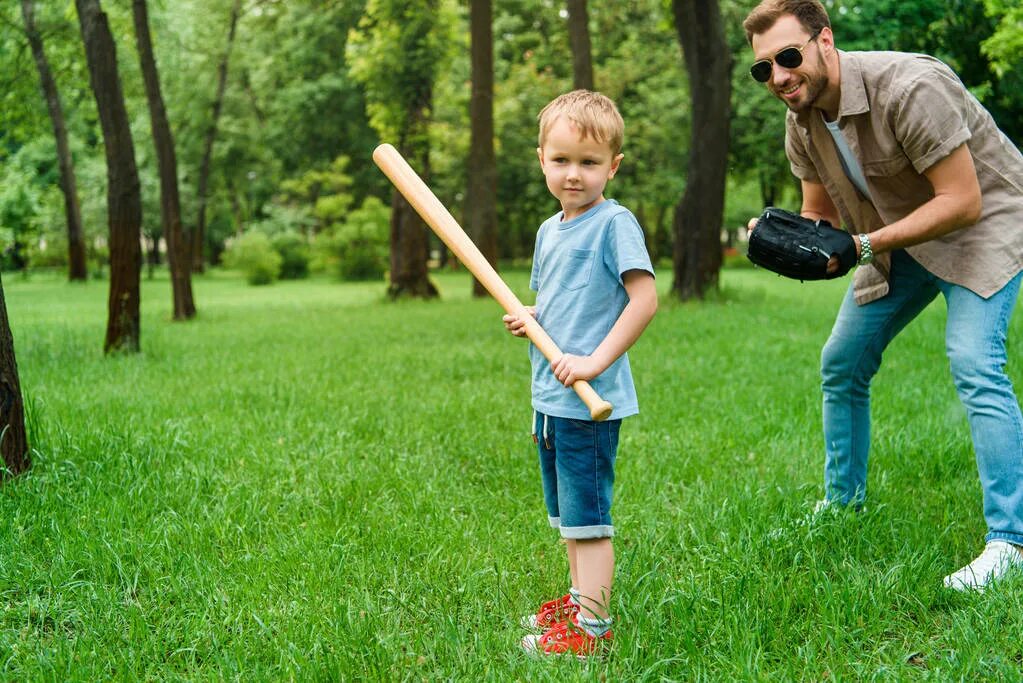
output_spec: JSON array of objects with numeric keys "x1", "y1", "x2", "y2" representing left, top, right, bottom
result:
[{"x1": 551, "y1": 270, "x2": 657, "y2": 387}]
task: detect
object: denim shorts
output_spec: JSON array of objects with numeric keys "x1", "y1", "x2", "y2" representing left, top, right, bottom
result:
[{"x1": 533, "y1": 411, "x2": 621, "y2": 539}]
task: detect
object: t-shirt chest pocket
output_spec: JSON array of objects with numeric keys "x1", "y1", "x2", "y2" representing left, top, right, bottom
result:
[{"x1": 559, "y1": 248, "x2": 595, "y2": 291}]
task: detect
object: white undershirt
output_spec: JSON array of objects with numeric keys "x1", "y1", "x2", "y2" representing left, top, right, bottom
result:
[{"x1": 823, "y1": 114, "x2": 873, "y2": 201}]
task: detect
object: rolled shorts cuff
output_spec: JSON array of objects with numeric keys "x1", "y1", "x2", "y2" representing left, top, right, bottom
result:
[
  {"x1": 560, "y1": 524, "x2": 614, "y2": 540},
  {"x1": 548, "y1": 516, "x2": 560, "y2": 529},
  {"x1": 985, "y1": 531, "x2": 1023, "y2": 547}
]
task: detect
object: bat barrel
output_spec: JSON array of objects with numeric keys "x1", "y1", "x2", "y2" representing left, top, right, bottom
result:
[{"x1": 373, "y1": 144, "x2": 525, "y2": 316}]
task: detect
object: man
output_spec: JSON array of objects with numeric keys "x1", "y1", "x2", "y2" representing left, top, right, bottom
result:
[{"x1": 744, "y1": 0, "x2": 1023, "y2": 590}]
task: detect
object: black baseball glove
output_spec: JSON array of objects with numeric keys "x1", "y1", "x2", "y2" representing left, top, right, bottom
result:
[{"x1": 746, "y1": 207, "x2": 857, "y2": 281}]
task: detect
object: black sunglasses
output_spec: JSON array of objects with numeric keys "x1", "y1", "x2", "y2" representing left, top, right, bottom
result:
[{"x1": 749, "y1": 30, "x2": 821, "y2": 82}]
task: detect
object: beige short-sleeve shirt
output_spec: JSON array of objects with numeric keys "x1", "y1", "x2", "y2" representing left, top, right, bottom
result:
[{"x1": 785, "y1": 51, "x2": 1023, "y2": 304}]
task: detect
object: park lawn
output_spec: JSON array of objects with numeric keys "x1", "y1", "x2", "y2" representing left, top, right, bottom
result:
[{"x1": 1, "y1": 265, "x2": 1022, "y2": 681}]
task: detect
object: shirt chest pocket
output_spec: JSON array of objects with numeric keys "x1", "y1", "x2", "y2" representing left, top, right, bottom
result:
[
  {"x1": 861, "y1": 154, "x2": 934, "y2": 209},
  {"x1": 559, "y1": 248, "x2": 595, "y2": 291},
  {"x1": 861, "y1": 154, "x2": 911, "y2": 178}
]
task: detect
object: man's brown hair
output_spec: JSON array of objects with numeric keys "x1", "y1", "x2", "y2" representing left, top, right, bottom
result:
[{"x1": 742, "y1": 0, "x2": 831, "y2": 45}]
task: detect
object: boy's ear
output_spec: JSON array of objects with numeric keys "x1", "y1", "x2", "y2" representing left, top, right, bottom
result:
[
  {"x1": 536, "y1": 147, "x2": 544, "y2": 165},
  {"x1": 607, "y1": 153, "x2": 624, "y2": 179}
]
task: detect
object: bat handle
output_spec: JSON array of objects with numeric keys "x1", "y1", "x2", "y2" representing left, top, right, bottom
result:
[
  {"x1": 574, "y1": 381, "x2": 614, "y2": 421},
  {"x1": 521, "y1": 316, "x2": 613, "y2": 421}
]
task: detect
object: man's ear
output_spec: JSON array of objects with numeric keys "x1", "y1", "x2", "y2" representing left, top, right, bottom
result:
[
  {"x1": 817, "y1": 26, "x2": 835, "y2": 55},
  {"x1": 608, "y1": 153, "x2": 624, "y2": 179}
]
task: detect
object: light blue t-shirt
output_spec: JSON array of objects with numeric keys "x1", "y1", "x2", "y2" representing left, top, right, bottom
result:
[{"x1": 528, "y1": 199, "x2": 654, "y2": 420}]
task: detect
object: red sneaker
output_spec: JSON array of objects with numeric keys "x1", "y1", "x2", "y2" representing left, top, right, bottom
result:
[
  {"x1": 519, "y1": 594, "x2": 579, "y2": 632},
  {"x1": 520, "y1": 616, "x2": 613, "y2": 658}
]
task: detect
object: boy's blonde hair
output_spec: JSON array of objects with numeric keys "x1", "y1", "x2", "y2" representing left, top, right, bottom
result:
[{"x1": 537, "y1": 90, "x2": 624, "y2": 155}]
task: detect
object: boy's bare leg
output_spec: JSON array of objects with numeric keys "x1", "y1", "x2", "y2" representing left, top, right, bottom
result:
[
  {"x1": 566, "y1": 539, "x2": 579, "y2": 590},
  {"x1": 574, "y1": 538, "x2": 614, "y2": 619}
]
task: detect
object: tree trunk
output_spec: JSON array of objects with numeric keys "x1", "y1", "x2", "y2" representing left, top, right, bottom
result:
[
  {"x1": 671, "y1": 0, "x2": 731, "y2": 300},
  {"x1": 0, "y1": 275, "x2": 30, "y2": 479},
  {"x1": 133, "y1": 0, "x2": 196, "y2": 320},
  {"x1": 76, "y1": 0, "x2": 143, "y2": 352},
  {"x1": 389, "y1": 122, "x2": 438, "y2": 299},
  {"x1": 566, "y1": 0, "x2": 594, "y2": 91},
  {"x1": 466, "y1": 0, "x2": 498, "y2": 298},
  {"x1": 387, "y1": 50, "x2": 437, "y2": 300},
  {"x1": 21, "y1": 0, "x2": 87, "y2": 282},
  {"x1": 194, "y1": 0, "x2": 242, "y2": 274}
]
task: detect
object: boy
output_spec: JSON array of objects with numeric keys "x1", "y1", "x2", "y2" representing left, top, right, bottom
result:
[{"x1": 503, "y1": 90, "x2": 657, "y2": 657}]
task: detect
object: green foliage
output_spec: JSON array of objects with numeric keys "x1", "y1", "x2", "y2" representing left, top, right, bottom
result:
[
  {"x1": 981, "y1": 0, "x2": 1023, "y2": 76},
  {"x1": 249, "y1": 203, "x2": 316, "y2": 238},
  {"x1": 347, "y1": 0, "x2": 452, "y2": 145},
  {"x1": 313, "y1": 196, "x2": 390, "y2": 281},
  {"x1": 222, "y1": 231, "x2": 282, "y2": 285},
  {"x1": 270, "y1": 232, "x2": 311, "y2": 280},
  {"x1": 1, "y1": 0, "x2": 1019, "y2": 281},
  {"x1": 26, "y1": 232, "x2": 67, "y2": 270},
  {"x1": 237, "y1": 0, "x2": 383, "y2": 200},
  {"x1": 278, "y1": 155, "x2": 356, "y2": 229}
]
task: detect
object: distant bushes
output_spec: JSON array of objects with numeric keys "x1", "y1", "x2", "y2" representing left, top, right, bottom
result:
[
  {"x1": 223, "y1": 232, "x2": 282, "y2": 285},
  {"x1": 271, "y1": 232, "x2": 311, "y2": 280},
  {"x1": 218, "y1": 155, "x2": 386, "y2": 285},
  {"x1": 313, "y1": 197, "x2": 390, "y2": 281},
  {"x1": 224, "y1": 196, "x2": 389, "y2": 286}
]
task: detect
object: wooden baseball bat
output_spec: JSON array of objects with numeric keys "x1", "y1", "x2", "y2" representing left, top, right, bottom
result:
[{"x1": 372, "y1": 143, "x2": 613, "y2": 421}]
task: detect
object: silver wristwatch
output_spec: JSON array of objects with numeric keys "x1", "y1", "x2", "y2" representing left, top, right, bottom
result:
[{"x1": 857, "y1": 233, "x2": 874, "y2": 266}]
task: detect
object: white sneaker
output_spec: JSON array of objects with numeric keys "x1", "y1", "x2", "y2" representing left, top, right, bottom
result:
[{"x1": 943, "y1": 540, "x2": 1023, "y2": 591}]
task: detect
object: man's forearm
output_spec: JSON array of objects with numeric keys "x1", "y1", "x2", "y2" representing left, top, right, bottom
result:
[{"x1": 865, "y1": 192, "x2": 981, "y2": 255}]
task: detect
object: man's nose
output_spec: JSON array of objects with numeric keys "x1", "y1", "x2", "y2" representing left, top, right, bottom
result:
[{"x1": 772, "y1": 64, "x2": 792, "y2": 86}]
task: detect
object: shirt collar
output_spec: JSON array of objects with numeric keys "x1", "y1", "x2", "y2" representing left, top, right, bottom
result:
[{"x1": 793, "y1": 50, "x2": 869, "y2": 129}]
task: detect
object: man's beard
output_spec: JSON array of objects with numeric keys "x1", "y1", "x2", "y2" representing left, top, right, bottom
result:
[{"x1": 777, "y1": 53, "x2": 827, "y2": 113}]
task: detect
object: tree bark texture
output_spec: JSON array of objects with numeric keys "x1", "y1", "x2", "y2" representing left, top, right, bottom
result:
[
  {"x1": 21, "y1": 0, "x2": 88, "y2": 282},
  {"x1": 566, "y1": 0, "x2": 594, "y2": 91},
  {"x1": 466, "y1": 0, "x2": 499, "y2": 298},
  {"x1": 671, "y1": 0, "x2": 731, "y2": 300},
  {"x1": 389, "y1": 102, "x2": 438, "y2": 300},
  {"x1": 194, "y1": 0, "x2": 242, "y2": 273},
  {"x1": 76, "y1": 0, "x2": 143, "y2": 352},
  {"x1": 386, "y1": 5, "x2": 438, "y2": 302},
  {"x1": 132, "y1": 0, "x2": 196, "y2": 320},
  {"x1": 0, "y1": 275, "x2": 30, "y2": 478},
  {"x1": 564, "y1": 0, "x2": 597, "y2": 90}
]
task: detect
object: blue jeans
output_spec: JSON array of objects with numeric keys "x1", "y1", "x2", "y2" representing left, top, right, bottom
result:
[
  {"x1": 821, "y1": 250, "x2": 1023, "y2": 545},
  {"x1": 534, "y1": 412, "x2": 620, "y2": 539}
]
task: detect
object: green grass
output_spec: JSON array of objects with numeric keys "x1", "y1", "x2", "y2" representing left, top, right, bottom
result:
[{"x1": 2, "y1": 266, "x2": 1022, "y2": 680}]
